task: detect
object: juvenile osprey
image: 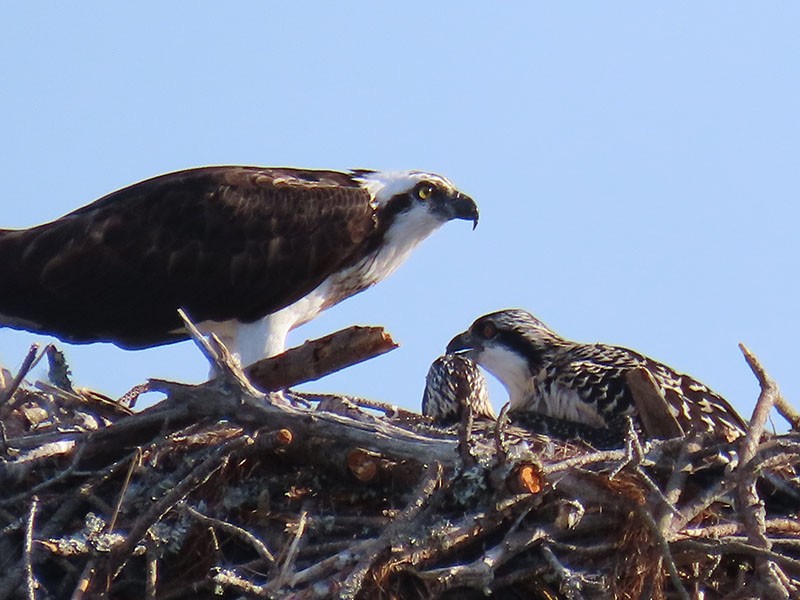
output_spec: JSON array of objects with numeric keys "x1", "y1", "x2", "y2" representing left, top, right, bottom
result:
[
  {"x1": 422, "y1": 354, "x2": 495, "y2": 425},
  {"x1": 446, "y1": 309, "x2": 746, "y2": 444},
  {"x1": 0, "y1": 166, "x2": 478, "y2": 366}
]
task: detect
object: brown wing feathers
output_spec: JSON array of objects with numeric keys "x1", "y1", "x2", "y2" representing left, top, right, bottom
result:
[{"x1": 0, "y1": 167, "x2": 376, "y2": 348}]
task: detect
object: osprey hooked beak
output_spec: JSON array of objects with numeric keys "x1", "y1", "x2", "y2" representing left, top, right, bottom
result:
[
  {"x1": 446, "y1": 329, "x2": 481, "y2": 355},
  {"x1": 436, "y1": 190, "x2": 479, "y2": 230}
]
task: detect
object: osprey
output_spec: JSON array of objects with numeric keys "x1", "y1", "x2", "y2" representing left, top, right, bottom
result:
[
  {"x1": 422, "y1": 354, "x2": 496, "y2": 425},
  {"x1": 446, "y1": 309, "x2": 747, "y2": 444},
  {"x1": 0, "y1": 166, "x2": 478, "y2": 366}
]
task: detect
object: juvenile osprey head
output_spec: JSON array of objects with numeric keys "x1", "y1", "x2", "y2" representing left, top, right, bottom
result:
[{"x1": 446, "y1": 309, "x2": 567, "y2": 406}]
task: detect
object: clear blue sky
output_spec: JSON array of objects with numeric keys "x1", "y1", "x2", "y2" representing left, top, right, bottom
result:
[{"x1": 1, "y1": 4, "x2": 798, "y2": 426}]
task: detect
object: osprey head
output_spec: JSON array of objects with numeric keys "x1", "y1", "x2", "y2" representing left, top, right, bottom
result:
[
  {"x1": 353, "y1": 170, "x2": 479, "y2": 230},
  {"x1": 446, "y1": 309, "x2": 566, "y2": 407}
]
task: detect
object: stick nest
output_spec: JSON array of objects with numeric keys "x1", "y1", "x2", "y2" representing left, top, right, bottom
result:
[{"x1": 1, "y1": 334, "x2": 798, "y2": 600}]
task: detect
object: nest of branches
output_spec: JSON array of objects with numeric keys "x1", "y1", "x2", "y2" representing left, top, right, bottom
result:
[{"x1": 1, "y1": 322, "x2": 799, "y2": 600}]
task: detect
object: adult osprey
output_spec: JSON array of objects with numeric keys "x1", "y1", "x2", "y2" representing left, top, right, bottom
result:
[
  {"x1": 0, "y1": 166, "x2": 478, "y2": 366},
  {"x1": 446, "y1": 309, "x2": 747, "y2": 445}
]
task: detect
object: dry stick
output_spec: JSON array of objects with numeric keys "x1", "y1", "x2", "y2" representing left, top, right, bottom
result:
[
  {"x1": 245, "y1": 326, "x2": 398, "y2": 392},
  {"x1": 738, "y1": 344, "x2": 780, "y2": 467},
  {"x1": 684, "y1": 518, "x2": 800, "y2": 539},
  {"x1": 615, "y1": 419, "x2": 683, "y2": 521},
  {"x1": 656, "y1": 438, "x2": 694, "y2": 535},
  {"x1": 737, "y1": 343, "x2": 789, "y2": 598},
  {"x1": 457, "y1": 403, "x2": 478, "y2": 470},
  {"x1": 274, "y1": 511, "x2": 308, "y2": 589},
  {"x1": 108, "y1": 448, "x2": 141, "y2": 532},
  {"x1": 211, "y1": 569, "x2": 268, "y2": 597},
  {"x1": 540, "y1": 544, "x2": 586, "y2": 600},
  {"x1": 635, "y1": 504, "x2": 690, "y2": 600},
  {"x1": 774, "y1": 395, "x2": 800, "y2": 431},
  {"x1": 671, "y1": 539, "x2": 800, "y2": 573},
  {"x1": 339, "y1": 463, "x2": 443, "y2": 598},
  {"x1": 289, "y1": 542, "x2": 370, "y2": 588},
  {"x1": 177, "y1": 309, "x2": 250, "y2": 390},
  {"x1": 69, "y1": 562, "x2": 95, "y2": 600},
  {"x1": 494, "y1": 402, "x2": 512, "y2": 457},
  {"x1": 0, "y1": 344, "x2": 39, "y2": 411},
  {"x1": 147, "y1": 378, "x2": 458, "y2": 465},
  {"x1": 293, "y1": 391, "x2": 421, "y2": 420},
  {"x1": 400, "y1": 494, "x2": 542, "y2": 572},
  {"x1": 184, "y1": 505, "x2": 275, "y2": 564},
  {"x1": 335, "y1": 395, "x2": 420, "y2": 420},
  {"x1": 145, "y1": 544, "x2": 158, "y2": 600},
  {"x1": 24, "y1": 496, "x2": 39, "y2": 600},
  {"x1": 541, "y1": 448, "x2": 627, "y2": 474},
  {"x1": 416, "y1": 527, "x2": 549, "y2": 591},
  {"x1": 0, "y1": 444, "x2": 87, "y2": 508},
  {"x1": 91, "y1": 434, "x2": 252, "y2": 590}
]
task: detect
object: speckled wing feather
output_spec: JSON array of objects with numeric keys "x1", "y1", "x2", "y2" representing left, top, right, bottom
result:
[
  {"x1": 0, "y1": 167, "x2": 377, "y2": 348},
  {"x1": 531, "y1": 343, "x2": 746, "y2": 442}
]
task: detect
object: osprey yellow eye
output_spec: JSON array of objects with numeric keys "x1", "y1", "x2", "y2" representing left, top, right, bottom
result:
[{"x1": 416, "y1": 184, "x2": 435, "y2": 200}]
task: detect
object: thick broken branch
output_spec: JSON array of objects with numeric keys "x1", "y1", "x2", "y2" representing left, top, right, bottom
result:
[{"x1": 245, "y1": 325, "x2": 398, "y2": 392}]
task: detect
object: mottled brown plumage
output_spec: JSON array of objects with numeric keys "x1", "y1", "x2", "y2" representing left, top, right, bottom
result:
[{"x1": 0, "y1": 166, "x2": 478, "y2": 357}]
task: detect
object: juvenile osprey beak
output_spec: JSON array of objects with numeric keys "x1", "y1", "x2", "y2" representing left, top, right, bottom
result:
[
  {"x1": 446, "y1": 330, "x2": 479, "y2": 355},
  {"x1": 436, "y1": 192, "x2": 479, "y2": 230}
]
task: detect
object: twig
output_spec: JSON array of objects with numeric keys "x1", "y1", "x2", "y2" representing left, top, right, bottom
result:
[
  {"x1": 457, "y1": 401, "x2": 478, "y2": 469},
  {"x1": 0, "y1": 344, "x2": 39, "y2": 412},
  {"x1": 737, "y1": 343, "x2": 790, "y2": 598},
  {"x1": 0, "y1": 445, "x2": 87, "y2": 508},
  {"x1": 69, "y1": 562, "x2": 95, "y2": 600},
  {"x1": 540, "y1": 544, "x2": 586, "y2": 600},
  {"x1": 656, "y1": 437, "x2": 694, "y2": 535},
  {"x1": 339, "y1": 463, "x2": 443, "y2": 598},
  {"x1": 671, "y1": 539, "x2": 800, "y2": 572},
  {"x1": 24, "y1": 496, "x2": 39, "y2": 600},
  {"x1": 184, "y1": 504, "x2": 275, "y2": 564},
  {"x1": 145, "y1": 543, "x2": 158, "y2": 600},
  {"x1": 541, "y1": 448, "x2": 626, "y2": 474},
  {"x1": 178, "y1": 309, "x2": 254, "y2": 393},
  {"x1": 290, "y1": 543, "x2": 368, "y2": 588},
  {"x1": 738, "y1": 343, "x2": 780, "y2": 466},
  {"x1": 108, "y1": 448, "x2": 141, "y2": 532},
  {"x1": 90, "y1": 434, "x2": 252, "y2": 590},
  {"x1": 635, "y1": 504, "x2": 690, "y2": 600},
  {"x1": 211, "y1": 569, "x2": 269, "y2": 597},
  {"x1": 774, "y1": 396, "x2": 800, "y2": 431},
  {"x1": 494, "y1": 402, "x2": 512, "y2": 457},
  {"x1": 342, "y1": 395, "x2": 419, "y2": 419},
  {"x1": 274, "y1": 511, "x2": 308, "y2": 589}
]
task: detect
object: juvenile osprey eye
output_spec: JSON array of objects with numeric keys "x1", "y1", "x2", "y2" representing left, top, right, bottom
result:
[
  {"x1": 416, "y1": 183, "x2": 435, "y2": 200},
  {"x1": 478, "y1": 321, "x2": 497, "y2": 340}
]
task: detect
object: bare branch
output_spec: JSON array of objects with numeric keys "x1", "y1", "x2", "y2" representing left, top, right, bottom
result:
[{"x1": 246, "y1": 326, "x2": 398, "y2": 391}]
